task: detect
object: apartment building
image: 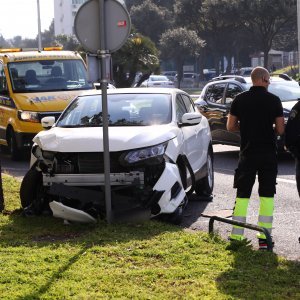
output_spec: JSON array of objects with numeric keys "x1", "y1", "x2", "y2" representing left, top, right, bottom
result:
[
  {"x1": 54, "y1": 0, "x2": 126, "y2": 37},
  {"x1": 54, "y1": 0, "x2": 87, "y2": 36}
]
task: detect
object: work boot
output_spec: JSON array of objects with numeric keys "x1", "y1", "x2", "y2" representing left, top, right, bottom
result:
[{"x1": 258, "y1": 238, "x2": 274, "y2": 250}]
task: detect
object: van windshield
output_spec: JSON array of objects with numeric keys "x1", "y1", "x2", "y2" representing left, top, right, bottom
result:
[{"x1": 8, "y1": 59, "x2": 93, "y2": 92}]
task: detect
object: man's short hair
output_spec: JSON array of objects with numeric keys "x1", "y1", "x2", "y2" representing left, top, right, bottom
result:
[{"x1": 251, "y1": 66, "x2": 269, "y2": 82}]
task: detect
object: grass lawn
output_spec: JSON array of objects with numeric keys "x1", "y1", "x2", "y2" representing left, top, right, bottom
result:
[{"x1": 0, "y1": 174, "x2": 300, "y2": 299}]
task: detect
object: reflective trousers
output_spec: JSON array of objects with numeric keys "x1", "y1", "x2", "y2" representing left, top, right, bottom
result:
[{"x1": 230, "y1": 197, "x2": 274, "y2": 240}]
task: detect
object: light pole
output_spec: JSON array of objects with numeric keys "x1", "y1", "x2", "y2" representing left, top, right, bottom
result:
[
  {"x1": 37, "y1": 0, "x2": 42, "y2": 51},
  {"x1": 297, "y1": 0, "x2": 300, "y2": 75}
]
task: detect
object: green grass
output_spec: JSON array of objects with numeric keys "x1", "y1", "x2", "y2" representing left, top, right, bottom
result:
[{"x1": 0, "y1": 175, "x2": 300, "y2": 299}]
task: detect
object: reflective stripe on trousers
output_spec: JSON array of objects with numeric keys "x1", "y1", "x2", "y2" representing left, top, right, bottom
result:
[
  {"x1": 257, "y1": 197, "x2": 274, "y2": 239},
  {"x1": 230, "y1": 198, "x2": 249, "y2": 241}
]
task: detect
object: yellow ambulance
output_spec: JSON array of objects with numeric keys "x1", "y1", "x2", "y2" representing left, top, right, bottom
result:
[{"x1": 0, "y1": 47, "x2": 93, "y2": 160}]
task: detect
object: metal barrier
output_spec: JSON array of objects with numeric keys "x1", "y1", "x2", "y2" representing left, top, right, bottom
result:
[{"x1": 202, "y1": 214, "x2": 273, "y2": 252}]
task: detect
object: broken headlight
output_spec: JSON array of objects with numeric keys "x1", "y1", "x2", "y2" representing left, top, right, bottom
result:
[
  {"x1": 32, "y1": 145, "x2": 55, "y2": 160},
  {"x1": 123, "y1": 142, "x2": 167, "y2": 165}
]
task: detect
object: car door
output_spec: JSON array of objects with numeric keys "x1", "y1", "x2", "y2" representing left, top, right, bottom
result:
[
  {"x1": 176, "y1": 93, "x2": 205, "y2": 173},
  {"x1": 222, "y1": 83, "x2": 243, "y2": 145},
  {"x1": 198, "y1": 82, "x2": 227, "y2": 143}
]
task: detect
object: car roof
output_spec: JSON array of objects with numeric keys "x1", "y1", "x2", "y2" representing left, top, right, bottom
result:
[{"x1": 208, "y1": 74, "x2": 298, "y2": 86}]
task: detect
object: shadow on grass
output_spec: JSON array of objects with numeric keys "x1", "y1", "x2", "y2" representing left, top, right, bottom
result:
[
  {"x1": 216, "y1": 244, "x2": 300, "y2": 299},
  {"x1": 0, "y1": 210, "x2": 181, "y2": 298},
  {"x1": 0, "y1": 209, "x2": 180, "y2": 247}
]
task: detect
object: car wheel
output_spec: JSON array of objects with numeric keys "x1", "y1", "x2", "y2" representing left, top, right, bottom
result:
[
  {"x1": 7, "y1": 129, "x2": 22, "y2": 161},
  {"x1": 194, "y1": 148, "x2": 214, "y2": 198},
  {"x1": 20, "y1": 168, "x2": 46, "y2": 214}
]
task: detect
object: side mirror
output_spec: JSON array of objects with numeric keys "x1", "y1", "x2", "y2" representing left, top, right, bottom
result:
[
  {"x1": 41, "y1": 116, "x2": 55, "y2": 129},
  {"x1": 180, "y1": 112, "x2": 202, "y2": 126}
]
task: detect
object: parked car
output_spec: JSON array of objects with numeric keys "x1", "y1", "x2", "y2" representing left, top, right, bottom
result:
[
  {"x1": 140, "y1": 75, "x2": 175, "y2": 88},
  {"x1": 20, "y1": 88, "x2": 214, "y2": 224},
  {"x1": 162, "y1": 71, "x2": 177, "y2": 81},
  {"x1": 175, "y1": 72, "x2": 200, "y2": 88},
  {"x1": 194, "y1": 74, "x2": 300, "y2": 150},
  {"x1": 236, "y1": 67, "x2": 254, "y2": 76}
]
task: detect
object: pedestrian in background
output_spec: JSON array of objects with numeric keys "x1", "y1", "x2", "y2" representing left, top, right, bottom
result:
[
  {"x1": 226, "y1": 66, "x2": 284, "y2": 250},
  {"x1": 285, "y1": 101, "x2": 300, "y2": 197}
]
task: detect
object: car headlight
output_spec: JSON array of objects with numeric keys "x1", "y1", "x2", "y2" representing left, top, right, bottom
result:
[
  {"x1": 18, "y1": 110, "x2": 39, "y2": 123},
  {"x1": 123, "y1": 143, "x2": 167, "y2": 165},
  {"x1": 32, "y1": 145, "x2": 55, "y2": 160}
]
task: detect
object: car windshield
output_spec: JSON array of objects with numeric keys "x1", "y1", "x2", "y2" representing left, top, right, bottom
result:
[
  {"x1": 56, "y1": 93, "x2": 172, "y2": 127},
  {"x1": 8, "y1": 59, "x2": 92, "y2": 92}
]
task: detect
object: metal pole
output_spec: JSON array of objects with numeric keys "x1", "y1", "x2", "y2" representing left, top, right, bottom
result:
[
  {"x1": 37, "y1": 0, "x2": 42, "y2": 51},
  {"x1": 99, "y1": 0, "x2": 112, "y2": 223},
  {"x1": 297, "y1": 0, "x2": 300, "y2": 75}
]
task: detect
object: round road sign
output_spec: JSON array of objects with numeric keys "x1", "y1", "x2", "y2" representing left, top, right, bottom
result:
[{"x1": 74, "y1": 0, "x2": 131, "y2": 53}]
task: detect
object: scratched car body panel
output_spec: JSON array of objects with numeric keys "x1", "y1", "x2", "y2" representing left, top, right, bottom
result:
[{"x1": 20, "y1": 88, "x2": 214, "y2": 224}]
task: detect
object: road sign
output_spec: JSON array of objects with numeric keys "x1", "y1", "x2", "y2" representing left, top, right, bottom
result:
[{"x1": 74, "y1": 0, "x2": 131, "y2": 53}]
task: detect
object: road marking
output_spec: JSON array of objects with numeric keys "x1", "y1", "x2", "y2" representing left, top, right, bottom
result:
[{"x1": 277, "y1": 178, "x2": 296, "y2": 184}]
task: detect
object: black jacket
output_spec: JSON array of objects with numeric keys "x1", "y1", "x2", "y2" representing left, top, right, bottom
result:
[{"x1": 285, "y1": 101, "x2": 300, "y2": 157}]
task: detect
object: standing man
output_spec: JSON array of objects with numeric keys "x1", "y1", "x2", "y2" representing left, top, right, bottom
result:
[
  {"x1": 227, "y1": 66, "x2": 284, "y2": 250},
  {"x1": 285, "y1": 101, "x2": 300, "y2": 197}
]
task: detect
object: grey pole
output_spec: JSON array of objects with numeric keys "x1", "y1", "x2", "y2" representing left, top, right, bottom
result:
[
  {"x1": 297, "y1": 0, "x2": 300, "y2": 75},
  {"x1": 99, "y1": 0, "x2": 112, "y2": 223},
  {"x1": 37, "y1": 0, "x2": 42, "y2": 51}
]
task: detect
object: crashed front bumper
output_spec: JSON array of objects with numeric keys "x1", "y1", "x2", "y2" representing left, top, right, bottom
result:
[
  {"x1": 43, "y1": 172, "x2": 144, "y2": 186},
  {"x1": 43, "y1": 161, "x2": 186, "y2": 217}
]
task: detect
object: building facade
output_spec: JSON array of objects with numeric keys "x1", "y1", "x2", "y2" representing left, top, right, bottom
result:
[
  {"x1": 54, "y1": 0, "x2": 87, "y2": 36},
  {"x1": 54, "y1": 0, "x2": 126, "y2": 37}
]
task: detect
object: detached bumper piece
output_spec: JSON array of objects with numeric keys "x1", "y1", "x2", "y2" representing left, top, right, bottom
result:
[{"x1": 49, "y1": 201, "x2": 97, "y2": 223}]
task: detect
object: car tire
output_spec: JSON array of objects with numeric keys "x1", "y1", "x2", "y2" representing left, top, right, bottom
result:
[
  {"x1": 194, "y1": 148, "x2": 214, "y2": 198},
  {"x1": 20, "y1": 167, "x2": 45, "y2": 214},
  {"x1": 7, "y1": 129, "x2": 22, "y2": 161}
]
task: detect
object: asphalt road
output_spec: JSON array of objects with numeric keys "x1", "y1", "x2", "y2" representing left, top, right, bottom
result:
[
  {"x1": 1, "y1": 145, "x2": 299, "y2": 261},
  {"x1": 182, "y1": 145, "x2": 300, "y2": 261}
]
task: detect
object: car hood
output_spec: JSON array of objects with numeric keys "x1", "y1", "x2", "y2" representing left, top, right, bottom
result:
[{"x1": 33, "y1": 125, "x2": 178, "y2": 152}]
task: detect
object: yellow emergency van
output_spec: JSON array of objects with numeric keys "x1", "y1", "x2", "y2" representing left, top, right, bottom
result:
[{"x1": 0, "y1": 47, "x2": 93, "y2": 160}]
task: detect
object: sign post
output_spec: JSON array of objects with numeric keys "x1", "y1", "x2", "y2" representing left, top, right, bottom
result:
[{"x1": 74, "y1": 0, "x2": 131, "y2": 223}]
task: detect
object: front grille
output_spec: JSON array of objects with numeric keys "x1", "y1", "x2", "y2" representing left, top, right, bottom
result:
[
  {"x1": 55, "y1": 152, "x2": 129, "y2": 174},
  {"x1": 38, "y1": 111, "x2": 62, "y2": 122}
]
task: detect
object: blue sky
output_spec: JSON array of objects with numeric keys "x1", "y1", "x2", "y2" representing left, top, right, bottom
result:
[{"x1": 0, "y1": 0, "x2": 54, "y2": 39}]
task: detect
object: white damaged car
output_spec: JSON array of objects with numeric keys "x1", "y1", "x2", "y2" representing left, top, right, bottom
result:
[{"x1": 20, "y1": 88, "x2": 214, "y2": 224}]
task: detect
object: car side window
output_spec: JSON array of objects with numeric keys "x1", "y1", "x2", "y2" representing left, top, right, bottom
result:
[
  {"x1": 0, "y1": 63, "x2": 7, "y2": 94},
  {"x1": 204, "y1": 83, "x2": 226, "y2": 103},
  {"x1": 181, "y1": 94, "x2": 195, "y2": 113},
  {"x1": 225, "y1": 83, "x2": 243, "y2": 104},
  {"x1": 176, "y1": 95, "x2": 187, "y2": 122}
]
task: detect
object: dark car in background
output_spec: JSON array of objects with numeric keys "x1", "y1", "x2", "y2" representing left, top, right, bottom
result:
[{"x1": 194, "y1": 74, "x2": 300, "y2": 151}]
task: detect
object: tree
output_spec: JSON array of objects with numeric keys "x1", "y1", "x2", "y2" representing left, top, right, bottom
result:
[
  {"x1": 238, "y1": 0, "x2": 296, "y2": 68},
  {"x1": 174, "y1": 0, "x2": 250, "y2": 75},
  {"x1": 112, "y1": 33, "x2": 159, "y2": 87},
  {"x1": 126, "y1": 0, "x2": 175, "y2": 10},
  {"x1": 55, "y1": 35, "x2": 82, "y2": 51},
  {"x1": 41, "y1": 20, "x2": 56, "y2": 47},
  {"x1": 160, "y1": 27, "x2": 205, "y2": 88},
  {"x1": 130, "y1": 0, "x2": 172, "y2": 44}
]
